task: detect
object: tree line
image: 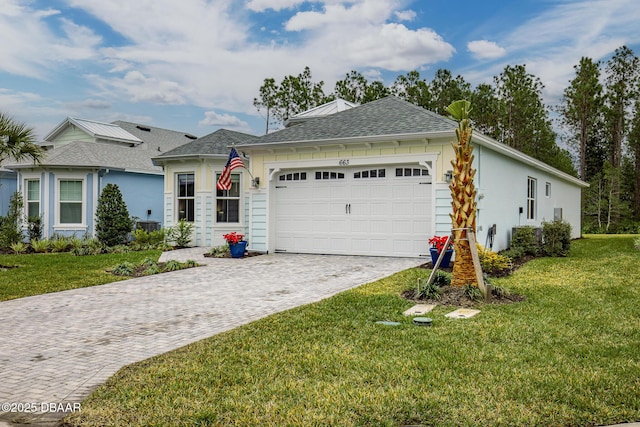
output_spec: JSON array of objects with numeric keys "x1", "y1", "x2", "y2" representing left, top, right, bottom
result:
[{"x1": 254, "y1": 46, "x2": 640, "y2": 233}]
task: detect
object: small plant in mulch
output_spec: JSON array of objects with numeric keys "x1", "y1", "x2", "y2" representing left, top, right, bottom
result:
[
  {"x1": 109, "y1": 259, "x2": 200, "y2": 277},
  {"x1": 204, "y1": 245, "x2": 262, "y2": 259}
]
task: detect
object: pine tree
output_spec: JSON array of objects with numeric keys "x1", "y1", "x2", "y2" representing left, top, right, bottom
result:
[{"x1": 559, "y1": 57, "x2": 603, "y2": 180}]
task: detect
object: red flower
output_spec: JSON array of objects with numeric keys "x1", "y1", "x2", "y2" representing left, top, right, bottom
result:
[
  {"x1": 428, "y1": 236, "x2": 452, "y2": 254},
  {"x1": 223, "y1": 232, "x2": 245, "y2": 245}
]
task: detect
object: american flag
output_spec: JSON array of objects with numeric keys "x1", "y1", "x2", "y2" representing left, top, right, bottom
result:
[{"x1": 216, "y1": 147, "x2": 245, "y2": 190}]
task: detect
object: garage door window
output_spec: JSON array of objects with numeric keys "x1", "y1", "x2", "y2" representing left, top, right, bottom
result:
[
  {"x1": 396, "y1": 167, "x2": 429, "y2": 177},
  {"x1": 216, "y1": 173, "x2": 240, "y2": 223},
  {"x1": 316, "y1": 171, "x2": 345, "y2": 180},
  {"x1": 279, "y1": 172, "x2": 307, "y2": 181},
  {"x1": 354, "y1": 169, "x2": 386, "y2": 179}
]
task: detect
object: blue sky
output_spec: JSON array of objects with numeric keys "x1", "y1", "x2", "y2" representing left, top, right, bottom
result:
[{"x1": 1, "y1": 0, "x2": 639, "y2": 141}]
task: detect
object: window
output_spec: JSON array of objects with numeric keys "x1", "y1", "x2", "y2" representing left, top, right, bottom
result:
[
  {"x1": 527, "y1": 177, "x2": 537, "y2": 220},
  {"x1": 279, "y1": 172, "x2": 307, "y2": 181},
  {"x1": 395, "y1": 167, "x2": 429, "y2": 177},
  {"x1": 26, "y1": 179, "x2": 40, "y2": 219},
  {"x1": 315, "y1": 171, "x2": 345, "y2": 180},
  {"x1": 354, "y1": 169, "x2": 386, "y2": 179},
  {"x1": 216, "y1": 173, "x2": 240, "y2": 223},
  {"x1": 177, "y1": 173, "x2": 195, "y2": 222},
  {"x1": 59, "y1": 180, "x2": 83, "y2": 224},
  {"x1": 545, "y1": 182, "x2": 551, "y2": 197}
]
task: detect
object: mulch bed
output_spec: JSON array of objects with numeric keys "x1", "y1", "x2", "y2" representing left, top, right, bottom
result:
[
  {"x1": 203, "y1": 251, "x2": 263, "y2": 259},
  {"x1": 403, "y1": 257, "x2": 532, "y2": 307}
]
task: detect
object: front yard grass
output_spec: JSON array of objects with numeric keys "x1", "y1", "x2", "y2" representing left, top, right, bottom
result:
[
  {"x1": 0, "y1": 250, "x2": 161, "y2": 302},
  {"x1": 66, "y1": 235, "x2": 640, "y2": 426}
]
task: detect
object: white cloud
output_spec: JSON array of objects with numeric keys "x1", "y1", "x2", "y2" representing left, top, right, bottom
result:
[
  {"x1": 467, "y1": 40, "x2": 506, "y2": 60},
  {"x1": 199, "y1": 111, "x2": 251, "y2": 132},
  {"x1": 394, "y1": 9, "x2": 416, "y2": 21},
  {"x1": 246, "y1": 0, "x2": 305, "y2": 12},
  {"x1": 0, "y1": 0, "x2": 100, "y2": 78}
]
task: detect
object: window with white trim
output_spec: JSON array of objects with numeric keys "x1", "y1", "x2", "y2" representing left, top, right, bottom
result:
[
  {"x1": 26, "y1": 179, "x2": 40, "y2": 220},
  {"x1": 527, "y1": 177, "x2": 537, "y2": 220},
  {"x1": 176, "y1": 173, "x2": 195, "y2": 222},
  {"x1": 59, "y1": 180, "x2": 83, "y2": 224},
  {"x1": 216, "y1": 173, "x2": 240, "y2": 223},
  {"x1": 545, "y1": 182, "x2": 551, "y2": 197}
]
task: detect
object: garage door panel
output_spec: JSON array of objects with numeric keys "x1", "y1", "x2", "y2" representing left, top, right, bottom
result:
[{"x1": 274, "y1": 166, "x2": 432, "y2": 257}]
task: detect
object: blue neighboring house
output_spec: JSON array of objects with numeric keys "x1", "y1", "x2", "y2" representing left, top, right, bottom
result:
[
  {"x1": 0, "y1": 165, "x2": 17, "y2": 216},
  {"x1": 5, "y1": 117, "x2": 197, "y2": 238}
]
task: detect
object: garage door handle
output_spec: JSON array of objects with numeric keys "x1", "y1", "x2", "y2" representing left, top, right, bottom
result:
[{"x1": 345, "y1": 203, "x2": 351, "y2": 214}]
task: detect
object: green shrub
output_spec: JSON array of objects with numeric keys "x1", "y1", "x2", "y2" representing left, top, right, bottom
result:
[
  {"x1": 142, "y1": 264, "x2": 161, "y2": 276},
  {"x1": 416, "y1": 278, "x2": 443, "y2": 300},
  {"x1": 500, "y1": 247, "x2": 525, "y2": 261},
  {"x1": 511, "y1": 226, "x2": 539, "y2": 256},
  {"x1": 10, "y1": 241, "x2": 27, "y2": 254},
  {"x1": 27, "y1": 216, "x2": 43, "y2": 242},
  {"x1": 477, "y1": 244, "x2": 513, "y2": 275},
  {"x1": 51, "y1": 237, "x2": 70, "y2": 253},
  {"x1": 149, "y1": 229, "x2": 166, "y2": 246},
  {"x1": 184, "y1": 259, "x2": 199, "y2": 268},
  {"x1": 208, "y1": 245, "x2": 230, "y2": 258},
  {"x1": 163, "y1": 260, "x2": 183, "y2": 272},
  {"x1": 432, "y1": 270, "x2": 452, "y2": 287},
  {"x1": 542, "y1": 220, "x2": 572, "y2": 257},
  {"x1": 464, "y1": 284, "x2": 483, "y2": 301},
  {"x1": 133, "y1": 228, "x2": 151, "y2": 245},
  {"x1": 96, "y1": 184, "x2": 133, "y2": 247},
  {"x1": 111, "y1": 262, "x2": 135, "y2": 276},
  {"x1": 168, "y1": 219, "x2": 194, "y2": 248},
  {"x1": 634, "y1": 236, "x2": 640, "y2": 251},
  {"x1": 0, "y1": 192, "x2": 24, "y2": 249},
  {"x1": 30, "y1": 239, "x2": 50, "y2": 253}
]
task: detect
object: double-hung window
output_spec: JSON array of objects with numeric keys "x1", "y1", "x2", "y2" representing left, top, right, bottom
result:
[
  {"x1": 216, "y1": 173, "x2": 240, "y2": 223},
  {"x1": 176, "y1": 173, "x2": 195, "y2": 222},
  {"x1": 59, "y1": 180, "x2": 83, "y2": 224},
  {"x1": 527, "y1": 177, "x2": 537, "y2": 220},
  {"x1": 26, "y1": 179, "x2": 40, "y2": 220}
]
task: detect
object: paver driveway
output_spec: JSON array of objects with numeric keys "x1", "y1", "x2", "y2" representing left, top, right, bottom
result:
[{"x1": 0, "y1": 250, "x2": 421, "y2": 425}]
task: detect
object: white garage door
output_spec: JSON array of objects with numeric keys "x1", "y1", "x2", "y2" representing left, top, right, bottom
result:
[{"x1": 273, "y1": 166, "x2": 433, "y2": 257}]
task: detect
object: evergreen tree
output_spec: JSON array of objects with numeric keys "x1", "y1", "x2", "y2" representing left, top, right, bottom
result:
[
  {"x1": 469, "y1": 83, "x2": 500, "y2": 139},
  {"x1": 558, "y1": 57, "x2": 603, "y2": 180},
  {"x1": 391, "y1": 70, "x2": 432, "y2": 108},
  {"x1": 603, "y1": 46, "x2": 639, "y2": 226},
  {"x1": 431, "y1": 69, "x2": 472, "y2": 115},
  {"x1": 334, "y1": 70, "x2": 388, "y2": 104},
  {"x1": 95, "y1": 184, "x2": 132, "y2": 247},
  {"x1": 254, "y1": 67, "x2": 331, "y2": 131}
]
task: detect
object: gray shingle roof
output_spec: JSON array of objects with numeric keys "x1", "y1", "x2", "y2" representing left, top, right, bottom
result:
[
  {"x1": 31, "y1": 141, "x2": 165, "y2": 173},
  {"x1": 240, "y1": 96, "x2": 458, "y2": 146},
  {"x1": 155, "y1": 129, "x2": 258, "y2": 159},
  {"x1": 6, "y1": 119, "x2": 197, "y2": 172}
]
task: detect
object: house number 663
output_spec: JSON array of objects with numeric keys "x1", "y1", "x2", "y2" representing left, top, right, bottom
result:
[{"x1": 338, "y1": 159, "x2": 350, "y2": 166}]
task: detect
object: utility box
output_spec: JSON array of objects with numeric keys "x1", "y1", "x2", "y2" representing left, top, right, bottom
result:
[{"x1": 136, "y1": 221, "x2": 161, "y2": 233}]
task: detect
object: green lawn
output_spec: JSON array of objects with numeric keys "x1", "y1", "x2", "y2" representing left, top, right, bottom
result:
[
  {"x1": 0, "y1": 250, "x2": 161, "y2": 301},
  {"x1": 63, "y1": 236, "x2": 640, "y2": 426}
]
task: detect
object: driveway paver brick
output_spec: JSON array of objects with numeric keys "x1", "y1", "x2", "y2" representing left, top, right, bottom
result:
[{"x1": 0, "y1": 251, "x2": 421, "y2": 425}]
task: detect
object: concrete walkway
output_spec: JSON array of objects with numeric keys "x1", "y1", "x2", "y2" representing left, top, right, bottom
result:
[{"x1": 0, "y1": 250, "x2": 421, "y2": 426}]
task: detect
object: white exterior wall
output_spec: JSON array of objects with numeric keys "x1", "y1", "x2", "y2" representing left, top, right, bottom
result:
[{"x1": 474, "y1": 145, "x2": 583, "y2": 251}]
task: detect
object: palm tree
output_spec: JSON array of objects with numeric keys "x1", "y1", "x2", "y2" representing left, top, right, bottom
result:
[
  {"x1": 446, "y1": 100, "x2": 478, "y2": 287},
  {"x1": 0, "y1": 112, "x2": 43, "y2": 164}
]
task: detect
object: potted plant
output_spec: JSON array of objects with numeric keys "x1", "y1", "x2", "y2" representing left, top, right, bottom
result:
[
  {"x1": 223, "y1": 232, "x2": 247, "y2": 258},
  {"x1": 428, "y1": 235, "x2": 454, "y2": 268}
]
